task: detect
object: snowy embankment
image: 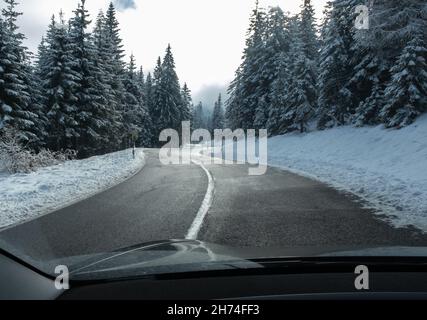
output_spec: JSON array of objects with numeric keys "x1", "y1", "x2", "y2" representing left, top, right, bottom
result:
[
  {"x1": 209, "y1": 115, "x2": 427, "y2": 231},
  {"x1": 0, "y1": 149, "x2": 145, "y2": 229},
  {"x1": 266, "y1": 115, "x2": 427, "y2": 232}
]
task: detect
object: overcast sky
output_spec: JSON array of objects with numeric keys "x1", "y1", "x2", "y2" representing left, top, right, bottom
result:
[{"x1": 6, "y1": 0, "x2": 328, "y2": 96}]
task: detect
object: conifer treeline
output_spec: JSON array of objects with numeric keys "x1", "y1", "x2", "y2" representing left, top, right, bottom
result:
[
  {"x1": 226, "y1": 0, "x2": 427, "y2": 135},
  {"x1": 0, "y1": 0, "x2": 191, "y2": 158},
  {"x1": 1, "y1": 0, "x2": 425, "y2": 159}
]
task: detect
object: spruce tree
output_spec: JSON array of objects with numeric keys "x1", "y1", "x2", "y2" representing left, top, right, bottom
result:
[
  {"x1": 144, "y1": 72, "x2": 154, "y2": 115},
  {"x1": 180, "y1": 82, "x2": 192, "y2": 124},
  {"x1": 362, "y1": 0, "x2": 427, "y2": 127},
  {"x1": 292, "y1": 0, "x2": 318, "y2": 132},
  {"x1": 35, "y1": 37, "x2": 47, "y2": 77},
  {"x1": 285, "y1": 30, "x2": 317, "y2": 133},
  {"x1": 226, "y1": 1, "x2": 266, "y2": 129},
  {"x1": 69, "y1": 0, "x2": 114, "y2": 156},
  {"x1": 192, "y1": 101, "x2": 206, "y2": 130},
  {"x1": 123, "y1": 54, "x2": 153, "y2": 147},
  {"x1": 103, "y1": 1, "x2": 126, "y2": 142},
  {"x1": 211, "y1": 94, "x2": 225, "y2": 131},
  {"x1": 39, "y1": 14, "x2": 80, "y2": 151},
  {"x1": 0, "y1": 0, "x2": 43, "y2": 146},
  {"x1": 299, "y1": 0, "x2": 318, "y2": 62},
  {"x1": 317, "y1": 1, "x2": 354, "y2": 128},
  {"x1": 152, "y1": 45, "x2": 183, "y2": 137},
  {"x1": 267, "y1": 51, "x2": 292, "y2": 135},
  {"x1": 93, "y1": 10, "x2": 123, "y2": 151},
  {"x1": 254, "y1": 6, "x2": 290, "y2": 130},
  {"x1": 348, "y1": 0, "x2": 386, "y2": 126},
  {"x1": 137, "y1": 66, "x2": 145, "y2": 101},
  {"x1": 105, "y1": 2, "x2": 125, "y2": 70},
  {"x1": 353, "y1": 82, "x2": 384, "y2": 126},
  {"x1": 263, "y1": 7, "x2": 291, "y2": 134},
  {"x1": 367, "y1": 0, "x2": 427, "y2": 61},
  {"x1": 275, "y1": 12, "x2": 317, "y2": 134},
  {"x1": 381, "y1": 36, "x2": 427, "y2": 128}
]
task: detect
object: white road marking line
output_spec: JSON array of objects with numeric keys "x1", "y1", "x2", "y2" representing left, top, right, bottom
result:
[{"x1": 185, "y1": 158, "x2": 215, "y2": 240}]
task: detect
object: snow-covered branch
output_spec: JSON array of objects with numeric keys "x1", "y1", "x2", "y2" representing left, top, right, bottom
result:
[{"x1": 0, "y1": 127, "x2": 76, "y2": 174}]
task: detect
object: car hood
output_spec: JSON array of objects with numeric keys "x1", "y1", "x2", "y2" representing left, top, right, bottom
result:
[{"x1": 36, "y1": 240, "x2": 427, "y2": 281}]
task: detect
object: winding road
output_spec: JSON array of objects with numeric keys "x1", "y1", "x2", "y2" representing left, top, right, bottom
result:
[{"x1": 1, "y1": 149, "x2": 427, "y2": 261}]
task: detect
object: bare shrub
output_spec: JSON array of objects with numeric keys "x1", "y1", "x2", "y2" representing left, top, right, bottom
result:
[{"x1": 0, "y1": 127, "x2": 76, "y2": 174}]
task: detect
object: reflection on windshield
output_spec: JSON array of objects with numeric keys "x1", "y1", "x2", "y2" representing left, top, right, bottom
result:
[{"x1": 0, "y1": 0, "x2": 426, "y2": 278}]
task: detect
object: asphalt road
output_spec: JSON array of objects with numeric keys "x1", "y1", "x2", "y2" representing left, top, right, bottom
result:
[{"x1": 1, "y1": 149, "x2": 427, "y2": 261}]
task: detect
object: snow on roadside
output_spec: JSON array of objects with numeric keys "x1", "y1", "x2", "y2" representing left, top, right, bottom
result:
[
  {"x1": 266, "y1": 115, "x2": 427, "y2": 232},
  {"x1": 0, "y1": 149, "x2": 145, "y2": 229}
]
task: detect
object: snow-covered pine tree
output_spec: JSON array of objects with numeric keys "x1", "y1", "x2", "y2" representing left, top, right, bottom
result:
[
  {"x1": 226, "y1": 1, "x2": 266, "y2": 130},
  {"x1": 277, "y1": 17, "x2": 300, "y2": 132},
  {"x1": 93, "y1": 10, "x2": 124, "y2": 152},
  {"x1": 34, "y1": 37, "x2": 50, "y2": 144},
  {"x1": 181, "y1": 82, "x2": 193, "y2": 125},
  {"x1": 192, "y1": 101, "x2": 206, "y2": 130},
  {"x1": 35, "y1": 37, "x2": 48, "y2": 78},
  {"x1": 292, "y1": 0, "x2": 318, "y2": 133},
  {"x1": 143, "y1": 72, "x2": 156, "y2": 145},
  {"x1": 122, "y1": 54, "x2": 139, "y2": 134},
  {"x1": 254, "y1": 6, "x2": 290, "y2": 130},
  {"x1": 105, "y1": 2, "x2": 125, "y2": 71},
  {"x1": 137, "y1": 66, "x2": 154, "y2": 146},
  {"x1": 267, "y1": 51, "x2": 290, "y2": 136},
  {"x1": 347, "y1": 0, "x2": 387, "y2": 126},
  {"x1": 25, "y1": 64, "x2": 48, "y2": 150},
  {"x1": 38, "y1": 14, "x2": 80, "y2": 151},
  {"x1": 263, "y1": 8, "x2": 294, "y2": 135},
  {"x1": 380, "y1": 36, "x2": 427, "y2": 128},
  {"x1": 253, "y1": 96, "x2": 268, "y2": 130},
  {"x1": 205, "y1": 108, "x2": 213, "y2": 131},
  {"x1": 367, "y1": 0, "x2": 426, "y2": 61},
  {"x1": 211, "y1": 93, "x2": 225, "y2": 131},
  {"x1": 151, "y1": 57, "x2": 163, "y2": 143},
  {"x1": 0, "y1": 0, "x2": 43, "y2": 146},
  {"x1": 69, "y1": 0, "x2": 115, "y2": 157},
  {"x1": 279, "y1": 11, "x2": 317, "y2": 134},
  {"x1": 151, "y1": 45, "x2": 183, "y2": 138},
  {"x1": 286, "y1": 39, "x2": 317, "y2": 133},
  {"x1": 364, "y1": 0, "x2": 427, "y2": 127},
  {"x1": 103, "y1": 1, "x2": 126, "y2": 142},
  {"x1": 144, "y1": 72, "x2": 154, "y2": 115},
  {"x1": 122, "y1": 54, "x2": 153, "y2": 147},
  {"x1": 353, "y1": 82, "x2": 384, "y2": 126},
  {"x1": 317, "y1": 0, "x2": 358, "y2": 128},
  {"x1": 225, "y1": 73, "x2": 243, "y2": 130},
  {"x1": 153, "y1": 56, "x2": 162, "y2": 86},
  {"x1": 348, "y1": 52, "x2": 388, "y2": 126},
  {"x1": 267, "y1": 49, "x2": 296, "y2": 136},
  {"x1": 299, "y1": 0, "x2": 318, "y2": 63},
  {"x1": 137, "y1": 66, "x2": 145, "y2": 101}
]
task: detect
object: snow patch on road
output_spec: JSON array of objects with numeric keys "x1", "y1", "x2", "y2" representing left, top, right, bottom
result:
[
  {"x1": 0, "y1": 149, "x2": 146, "y2": 229},
  {"x1": 266, "y1": 115, "x2": 427, "y2": 232}
]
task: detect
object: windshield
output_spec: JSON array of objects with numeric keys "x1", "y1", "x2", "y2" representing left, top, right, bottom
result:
[{"x1": 0, "y1": 0, "x2": 426, "y2": 281}]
